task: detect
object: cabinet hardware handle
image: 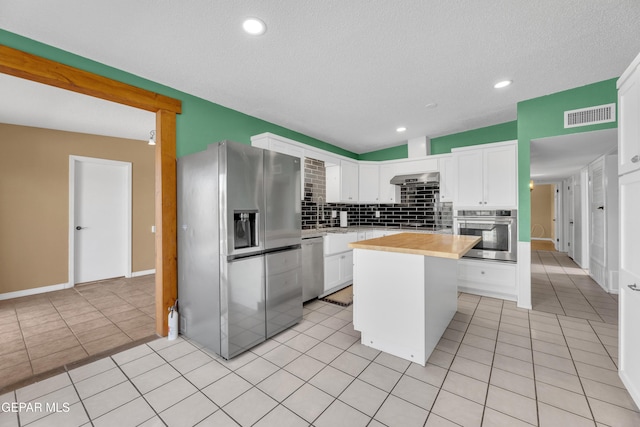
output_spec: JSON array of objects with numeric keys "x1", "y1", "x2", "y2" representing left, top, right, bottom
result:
[
  {"x1": 632, "y1": 155, "x2": 640, "y2": 163},
  {"x1": 597, "y1": 206, "x2": 604, "y2": 210},
  {"x1": 479, "y1": 201, "x2": 483, "y2": 205},
  {"x1": 629, "y1": 284, "x2": 640, "y2": 292},
  {"x1": 481, "y1": 271, "x2": 485, "y2": 275}
]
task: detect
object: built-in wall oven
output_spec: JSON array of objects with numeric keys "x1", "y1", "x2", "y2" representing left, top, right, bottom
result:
[{"x1": 453, "y1": 210, "x2": 517, "y2": 262}]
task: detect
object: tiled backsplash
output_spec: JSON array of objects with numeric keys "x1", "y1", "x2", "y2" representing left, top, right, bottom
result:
[{"x1": 302, "y1": 158, "x2": 453, "y2": 230}]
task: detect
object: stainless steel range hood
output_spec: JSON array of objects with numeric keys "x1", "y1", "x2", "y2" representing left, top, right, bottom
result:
[{"x1": 390, "y1": 172, "x2": 440, "y2": 185}]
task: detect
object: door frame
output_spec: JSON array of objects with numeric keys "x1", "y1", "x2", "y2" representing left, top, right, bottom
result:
[
  {"x1": 0, "y1": 45, "x2": 181, "y2": 336},
  {"x1": 68, "y1": 155, "x2": 132, "y2": 286}
]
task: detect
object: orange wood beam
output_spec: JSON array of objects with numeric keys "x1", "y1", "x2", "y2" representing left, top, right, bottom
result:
[
  {"x1": 155, "y1": 110, "x2": 178, "y2": 336},
  {"x1": 0, "y1": 44, "x2": 181, "y2": 114}
]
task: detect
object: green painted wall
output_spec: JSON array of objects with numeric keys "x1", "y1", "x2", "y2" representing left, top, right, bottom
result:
[
  {"x1": 0, "y1": 30, "x2": 357, "y2": 159},
  {"x1": 430, "y1": 121, "x2": 518, "y2": 155},
  {"x1": 358, "y1": 144, "x2": 408, "y2": 161},
  {"x1": 516, "y1": 78, "x2": 618, "y2": 241},
  {"x1": 358, "y1": 121, "x2": 517, "y2": 161}
]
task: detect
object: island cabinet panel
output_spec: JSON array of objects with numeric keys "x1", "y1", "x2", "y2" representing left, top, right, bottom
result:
[{"x1": 352, "y1": 249, "x2": 457, "y2": 365}]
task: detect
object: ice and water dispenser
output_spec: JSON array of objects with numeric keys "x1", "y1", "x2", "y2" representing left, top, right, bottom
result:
[{"x1": 233, "y1": 210, "x2": 258, "y2": 249}]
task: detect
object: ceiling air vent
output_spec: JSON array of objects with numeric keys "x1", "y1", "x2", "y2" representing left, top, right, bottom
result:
[{"x1": 564, "y1": 103, "x2": 616, "y2": 128}]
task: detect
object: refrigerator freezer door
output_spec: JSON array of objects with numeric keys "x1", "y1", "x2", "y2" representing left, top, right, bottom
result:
[
  {"x1": 264, "y1": 151, "x2": 301, "y2": 250},
  {"x1": 220, "y1": 255, "x2": 266, "y2": 359},
  {"x1": 221, "y1": 141, "x2": 265, "y2": 257},
  {"x1": 266, "y1": 248, "x2": 302, "y2": 338}
]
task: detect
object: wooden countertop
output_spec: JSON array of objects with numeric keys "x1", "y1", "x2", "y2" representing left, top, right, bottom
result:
[{"x1": 348, "y1": 233, "x2": 481, "y2": 259}]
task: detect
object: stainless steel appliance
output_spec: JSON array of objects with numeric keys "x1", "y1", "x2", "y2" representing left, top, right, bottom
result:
[
  {"x1": 178, "y1": 140, "x2": 302, "y2": 359},
  {"x1": 453, "y1": 210, "x2": 517, "y2": 262},
  {"x1": 301, "y1": 236, "x2": 324, "y2": 302}
]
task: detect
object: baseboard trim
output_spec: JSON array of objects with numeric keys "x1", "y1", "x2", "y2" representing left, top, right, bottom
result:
[
  {"x1": 0, "y1": 271, "x2": 155, "y2": 301},
  {"x1": 0, "y1": 282, "x2": 71, "y2": 301},
  {"x1": 132, "y1": 269, "x2": 155, "y2": 277}
]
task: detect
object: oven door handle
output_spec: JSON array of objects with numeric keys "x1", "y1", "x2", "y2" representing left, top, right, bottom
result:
[{"x1": 456, "y1": 219, "x2": 514, "y2": 225}]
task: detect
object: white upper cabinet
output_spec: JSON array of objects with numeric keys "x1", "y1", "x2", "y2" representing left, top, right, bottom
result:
[
  {"x1": 438, "y1": 155, "x2": 454, "y2": 202},
  {"x1": 618, "y1": 53, "x2": 640, "y2": 176},
  {"x1": 358, "y1": 163, "x2": 380, "y2": 203},
  {"x1": 379, "y1": 163, "x2": 401, "y2": 203},
  {"x1": 327, "y1": 160, "x2": 359, "y2": 203},
  {"x1": 453, "y1": 141, "x2": 517, "y2": 209}
]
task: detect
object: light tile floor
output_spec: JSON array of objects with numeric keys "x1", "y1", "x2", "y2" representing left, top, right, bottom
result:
[
  {"x1": 0, "y1": 275, "x2": 156, "y2": 390},
  {"x1": 1, "y1": 252, "x2": 639, "y2": 426}
]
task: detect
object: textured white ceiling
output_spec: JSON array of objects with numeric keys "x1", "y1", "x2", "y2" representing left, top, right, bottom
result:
[{"x1": 1, "y1": 0, "x2": 639, "y2": 157}]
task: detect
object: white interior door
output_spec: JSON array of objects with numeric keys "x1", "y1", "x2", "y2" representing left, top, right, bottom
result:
[
  {"x1": 70, "y1": 156, "x2": 131, "y2": 284},
  {"x1": 567, "y1": 179, "x2": 575, "y2": 259},
  {"x1": 619, "y1": 169, "x2": 640, "y2": 408},
  {"x1": 589, "y1": 158, "x2": 606, "y2": 288}
]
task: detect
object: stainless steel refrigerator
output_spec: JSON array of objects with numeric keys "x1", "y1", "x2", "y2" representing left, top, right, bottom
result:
[{"x1": 177, "y1": 140, "x2": 302, "y2": 359}]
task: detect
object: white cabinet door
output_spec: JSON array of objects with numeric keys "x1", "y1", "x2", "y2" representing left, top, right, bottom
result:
[
  {"x1": 341, "y1": 160, "x2": 359, "y2": 202},
  {"x1": 379, "y1": 163, "x2": 400, "y2": 203},
  {"x1": 439, "y1": 155, "x2": 454, "y2": 202},
  {"x1": 358, "y1": 163, "x2": 380, "y2": 203},
  {"x1": 619, "y1": 169, "x2": 640, "y2": 407},
  {"x1": 324, "y1": 254, "x2": 342, "y2": 292},
  {"x1": 483, "y1": 144, "x2": 517, "y2": 208},
  {"x1": 341, "y1": 250, "x2": 354, "y2": 284},
  {"x1": 327, "y1": 161, "x2": 359, "y2": 203},
  {"x1": 323, "y1": 251, "x2": 353, "y2": 292},
  {"x1": 453, "y1": 149, "x2": 484, "y2": 207},
  {"x1": 618, "y1": 61, "x2": 640, "y2": 176}
]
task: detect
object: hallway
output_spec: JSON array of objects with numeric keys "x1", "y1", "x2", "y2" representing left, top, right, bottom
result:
[{"x1": 531, "y1": 250, "x2": 618, "y2": 325}]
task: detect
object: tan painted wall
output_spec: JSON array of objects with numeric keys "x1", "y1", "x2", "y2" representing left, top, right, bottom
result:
[
  {"x1": 0, "y1": 123, "x2": 155, "y2": 294},
  {"x1": 530, "y1": 184, "x2": 555, "y2": 239}
]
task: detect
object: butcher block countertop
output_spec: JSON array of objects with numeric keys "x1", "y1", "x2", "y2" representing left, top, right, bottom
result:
[{"x1": 349, "y1": 232, "x2": 481, "y2": 259}]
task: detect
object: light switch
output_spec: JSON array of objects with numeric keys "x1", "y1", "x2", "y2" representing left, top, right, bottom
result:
[{"x1": 151, "y1": 225, "x2": 156, "y2": 233}]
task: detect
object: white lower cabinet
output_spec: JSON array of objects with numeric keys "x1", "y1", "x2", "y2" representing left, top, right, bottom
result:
[
  {"x1": 323, "y1": 232, "x2": 358, "y2": 295},
  {"x1": 457, "y1": 259, "x2": 517, "y2": 301},
  {"x1": 324, "y1": 251, "x2": 353, "y2": 293}
]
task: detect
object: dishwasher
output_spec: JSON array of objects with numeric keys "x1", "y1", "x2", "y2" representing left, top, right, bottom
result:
[{"x1": 301, "y1": 236, "x2": 324, "y2": 302}]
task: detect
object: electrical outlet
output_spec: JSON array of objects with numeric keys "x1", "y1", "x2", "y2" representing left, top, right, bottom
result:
[
  {"x1": 375, "y1": 211, "x2": 380, "y2": 218},
  {"x1": 331, "y1": 210, "x2": 337, "y2": 218}
]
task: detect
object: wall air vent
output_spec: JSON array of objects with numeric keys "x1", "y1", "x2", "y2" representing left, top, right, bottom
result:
[{"x1": 564, "y1": 103, "x2": 616, "y2": 128}]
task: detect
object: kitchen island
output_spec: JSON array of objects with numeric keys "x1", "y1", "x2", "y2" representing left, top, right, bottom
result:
[{"x1": 349, "y1": 233, "x2": 481, "y2": 366}]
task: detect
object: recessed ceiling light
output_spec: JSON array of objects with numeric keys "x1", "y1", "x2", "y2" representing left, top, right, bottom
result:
[
  {"x1": 396, "y1": 127, "x2": 407, "y2": 133},
  {"x1": 494, "y1": 80, "x2": 512, "y2": 89},
  {"x1": 242, "y1": 18, "x2": 266, "y2": 36}
]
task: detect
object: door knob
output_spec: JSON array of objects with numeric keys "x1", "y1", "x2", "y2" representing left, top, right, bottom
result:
[
  {"x1": 628, "y1": 284, "x2": 640, "y2": 292},
  {"x1": 75, "y1": 226, "x2": 84, "y2": 230}
]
